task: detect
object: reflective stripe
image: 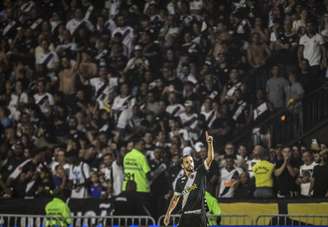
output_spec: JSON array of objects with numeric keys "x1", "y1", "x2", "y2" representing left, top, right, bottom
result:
[
  {"x1": 181, "y1": 172, "x2": 196, "y2": 209},
  {"x1": 184, "y1": 209, "x2": 202, "y2": 214}
]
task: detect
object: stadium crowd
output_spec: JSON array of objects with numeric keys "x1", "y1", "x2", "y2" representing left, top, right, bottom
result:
[{"x1": 0, "y1": 0, "x2": 328, "y2": 218}]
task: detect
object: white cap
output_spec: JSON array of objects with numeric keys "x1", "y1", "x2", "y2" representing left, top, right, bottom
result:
[
  {"x1": 182, "y1": 146, "x2": 193, "y2": 156},
  {"x1": 194, "y1": 142, "x2": 204, "y2": 153}
]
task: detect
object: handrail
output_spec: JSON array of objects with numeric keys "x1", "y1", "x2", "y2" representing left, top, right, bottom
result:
[
  {"x1": 0, "y1": 214, "x2": 156, "y2": 227},
  {"x1": 227, "y1": 82, "x2": 328, "y2": 148},
  {"x1": 256, "y1": 214, "x2": 328, "y2": 226},
  {"x1": 157, "y1": 214, "x2": 252, "y2": 226},
  {"x1": 2, "y1": 213, "x2": 327, "y2": 226}
]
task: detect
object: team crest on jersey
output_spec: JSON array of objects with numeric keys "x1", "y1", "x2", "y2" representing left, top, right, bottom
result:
[{"x1": 182, "y1": 183, "x2": 198, "y2": 195}]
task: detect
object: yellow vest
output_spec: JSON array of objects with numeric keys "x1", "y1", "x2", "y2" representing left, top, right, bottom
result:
[
  {"x1": 45, "y1": 198, "x2": 72, "y2": 227},
  {"x1": 252, "y1": 160, "x2": 274, "y2": 187}
]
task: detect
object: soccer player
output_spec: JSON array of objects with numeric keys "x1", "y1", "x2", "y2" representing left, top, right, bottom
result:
[{"x1": 164, "y1": 131, "x2": 214, "y2": 227}]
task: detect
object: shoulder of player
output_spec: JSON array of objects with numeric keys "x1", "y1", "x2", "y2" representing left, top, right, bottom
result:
[{"x1": 177, "y1": 174, "x2": 187, "y2": 183}]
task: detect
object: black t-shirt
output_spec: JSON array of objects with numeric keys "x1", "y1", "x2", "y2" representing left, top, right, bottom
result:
[
  {"x1": 275, "y1": 160, "x2": 298, "y2": 196},
  {"x1": 313, "y1": 165, "x2": 328, "y2": 198},
  {"x1": 149, "y1": 160, "x2": 170, "y2": 196},
  {"x1": 175, "y1": 162, "x2": 208, "y2": 213}
]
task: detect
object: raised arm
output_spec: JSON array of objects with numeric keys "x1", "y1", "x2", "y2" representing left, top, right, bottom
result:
[
  {"x1": 164, "y1": 194, "x2": 181, "y2": 226},
  {"x1": 205, "y1": 131, "x2": 214, "y2": 169},
  {"x1": 274, "y1": 159, "x2": 287, "y2": 177}
]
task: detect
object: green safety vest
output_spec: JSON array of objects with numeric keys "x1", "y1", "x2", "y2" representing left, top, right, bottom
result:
[
  {"x1": 45, "y1": 197, "x2": 72, "y2": 227},
  {"x1": 122, "y1": 149, "x2": 151, "y2": 192},
  {"x1": 205, "y1": 191, "x2": 221, "y2": 226}
]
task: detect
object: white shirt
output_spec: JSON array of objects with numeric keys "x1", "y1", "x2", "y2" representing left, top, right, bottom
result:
[
  {"x1": 299, "y1": 162, "x2": 317, "y2": 196},
  {"x1": 33, "y1": 92, "x2": 54, "y2": 114},
  {"x1": 299, "y1": 33, "x2": 325, "y2": 66},
  {"x1": 9, "y1": 92, "x2": 28, "y2": 119},
  {"x1": 166, "y1": 104, "x2": 185, "y2": 117},
  {"x1": 35, "y1": 50, "x2": 59, "y2": 70},
  {"x1": 90, "y1": 77, "x2": 118, "y2": 99},
  {"x1": 179, "y1": 112, "x2": 198, "y2": 130},
  {"x1": 111, "y1": 160, "x2": 124, "y2": 196},
  {"x1": 68, "y1": 162, "x2": 90, "y2": 185},
  {"x1": 66, "y1": 18, "x2": 94, "y2": 34},
  {"x1": 201, "y1": 109, "x2": 216, "y2": 128},
  {"x1": 112, "y1": 95, "x2": 135, "y2": 112},
  {"x1": 112, "y1": 26, "x2": 134, "y2": 56},
  {"x1": 219, "y1": 167, "x2": 243, "y2": 198}
]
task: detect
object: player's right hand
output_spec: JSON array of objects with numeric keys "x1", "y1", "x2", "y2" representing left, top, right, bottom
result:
[
  {"x1": 205, "y1": 131, "x2": 213, "y2": 144},
  {"x1": 164, "y1": 213, "x2": 170, "y2": 226}
]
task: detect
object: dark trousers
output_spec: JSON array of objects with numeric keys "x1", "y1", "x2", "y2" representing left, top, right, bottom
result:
[{"x1": 179, "y1": 213, "x2": 207, "y2": 227}]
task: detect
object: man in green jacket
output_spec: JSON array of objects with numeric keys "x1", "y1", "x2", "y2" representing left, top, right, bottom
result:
[{"x1": 45, "y1": 189, "x2": 72, "y2": 227}]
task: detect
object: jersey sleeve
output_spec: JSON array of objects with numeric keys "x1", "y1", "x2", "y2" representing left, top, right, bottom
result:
[
  {"x1": 196, "y1": 160, "x2": 210, "y2": 177},
  {"x1": 317, "y1": 34, "x2": 325, "y2": 45}
]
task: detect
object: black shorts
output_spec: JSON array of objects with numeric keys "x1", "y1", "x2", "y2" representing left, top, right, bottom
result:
[{"x1": 178, "y1": 213, "x2": 207, "y2": 227}]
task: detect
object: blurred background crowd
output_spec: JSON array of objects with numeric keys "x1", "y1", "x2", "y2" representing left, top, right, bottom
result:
[{"x1": 0, "y1": 0, "x2": 328, "y2": 219}]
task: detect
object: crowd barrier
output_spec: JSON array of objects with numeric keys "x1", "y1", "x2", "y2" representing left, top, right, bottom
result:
[
  {"x1": 256, "y1": 214, "x2": 328, "y2": 226},
  {"x1": 2, "y1": 213, "x2": 328, "y2": 226},
  {"x1": 230, "y1": 83, "x2": 328, "y2": 149},
  {"x1": 157, "y1": 214, "x2": 251, "y2": 226},
  {"x1": 0, "y1": 214, "x2": 156, "y2": 227},
  {"x1": 1, "y1": 198, "x2": 328, "y2": 226}
]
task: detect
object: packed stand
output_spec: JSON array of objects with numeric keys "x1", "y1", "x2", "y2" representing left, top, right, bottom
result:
[{"x1": 0, "y1": 0, "x2": 328, "y2": 218}]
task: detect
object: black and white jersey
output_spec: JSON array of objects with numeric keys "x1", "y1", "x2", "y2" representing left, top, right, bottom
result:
[{"x1": 174, "y1": 161, "x2": 209, "y2": 212}]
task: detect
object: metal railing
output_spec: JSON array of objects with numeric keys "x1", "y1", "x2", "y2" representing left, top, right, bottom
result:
[
  {"x1": 229, "y1": 83, "x2": 328, "y2": 148},
  {"x1": 2, "y1": 213, "x2": 328, "y2": 226},
  {"x1": 0, "y1": 214, "x2": 156, "y2": 227},
  {"x1": 256, "y1": 214, "x2": 328, "y2": 226},
  {"x1": 157, "y1": 214, "x2": 252, "y2": 226}
]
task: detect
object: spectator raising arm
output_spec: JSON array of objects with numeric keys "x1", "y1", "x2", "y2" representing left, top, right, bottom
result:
[{"x1": 274, "y1": 154, "x2": 288, "y2": 177}]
